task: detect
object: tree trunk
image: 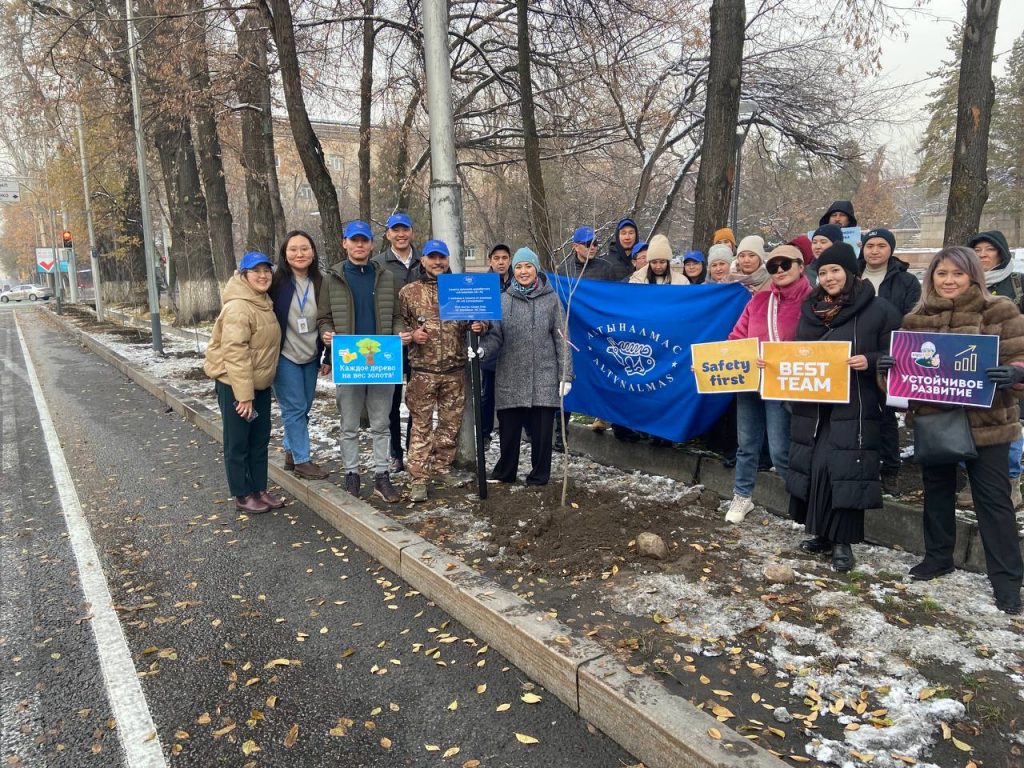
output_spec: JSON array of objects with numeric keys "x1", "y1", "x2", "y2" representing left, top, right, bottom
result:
[
  {"x1": 516, "y1": 0, "x2": 553, "y2": 268},
  {"x1": 690, "y1": 0, "x2": 745, "y2": 250},
  {"x1": 153, "y1": 117, "x2": 221, "y2": 325},
  {"x1": 238, "y1": 10, "x2": 279, "y2": 256},
  {"x1": 395, "y1": 89, "x2": 422, "y2": 210},
  {"x1": 944, "y1": 0, "x2": 1001, "y2": 246},
  {"x1": 358, "y1": 0, "x2": 375, "y2": 220},
  {"x1": 187, "y1": 10, "x2": 237, "y2": 283},
  {"x1": 264, "y1": 0, "x2": 344, "y2": 264},
  {"x1": 105, "y1": 18, "x2": 149, "y2": 301}
]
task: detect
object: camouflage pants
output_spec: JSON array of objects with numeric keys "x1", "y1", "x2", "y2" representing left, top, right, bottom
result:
[{"x1": 405, "y1": 370, "x2": 465, "y2": 480}]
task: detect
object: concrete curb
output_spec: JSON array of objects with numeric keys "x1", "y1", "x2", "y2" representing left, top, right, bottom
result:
[
  {"x1": 565, "y1": 424, "x2": 1023, "y2": 573},
  {"x1": 47, "y1": 309, "x2": 786, "y2": 768}
]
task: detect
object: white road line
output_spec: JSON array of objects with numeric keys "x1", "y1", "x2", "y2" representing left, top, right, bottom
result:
[
  {"x1": 0, "y1": 318, "x2": 42, "y2": 764},
  {"x1": 14, "y1": 313, "x2": 168, "y2": 768}
]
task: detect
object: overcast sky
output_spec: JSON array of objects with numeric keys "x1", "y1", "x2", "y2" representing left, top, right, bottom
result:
[{"x1": 877, "y1": 0, "x2": 1023, "y2": 160}]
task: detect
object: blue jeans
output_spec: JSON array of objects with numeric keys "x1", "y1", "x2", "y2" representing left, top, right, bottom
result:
[
  {"x1": 734, "y1": 392, "x2": 790, "y2": 498},
  {"x1": 273, "y1": 356, "x2": 320, "y2": 465},
  {"x1": 1010, "y1": 432, "x2": 1023, "y2": 479}
]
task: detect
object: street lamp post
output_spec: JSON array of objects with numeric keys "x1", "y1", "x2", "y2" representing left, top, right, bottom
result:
[
  {"x1": 730, "y1": 99, "x2": 760, "y2": 233},
  {"x1": 126, "y1": 0, "x2": 163, "y2": 354}
]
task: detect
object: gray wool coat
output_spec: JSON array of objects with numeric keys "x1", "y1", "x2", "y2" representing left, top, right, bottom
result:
[{"x1": 480, "y1": 276, "x2": 574, "y2": 410}]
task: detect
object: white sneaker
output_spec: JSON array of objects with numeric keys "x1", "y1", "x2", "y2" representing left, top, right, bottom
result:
[{"x1": 725, "y1": 494, "x2": 754, "y2": 524}]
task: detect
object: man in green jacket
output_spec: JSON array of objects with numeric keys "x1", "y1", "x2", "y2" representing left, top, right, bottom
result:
[{"x1": 317, "y1": 220, "x2": 405, "y2": 503}]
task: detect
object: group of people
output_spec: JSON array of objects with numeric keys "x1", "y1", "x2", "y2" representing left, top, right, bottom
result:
[{"x1": 202, "y1": 202, "x2": 1023, "y2": 615}]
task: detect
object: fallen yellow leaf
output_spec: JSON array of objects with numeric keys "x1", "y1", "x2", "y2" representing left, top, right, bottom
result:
[
  {"x1": 708, "y1": 727, "x2": 721, "y2": 739},
  {"x1": 447, "y1": 700, "x2": 458, "y2": 711},
  {"x1": 951, "y1": 738, "x2": 972, "y2": 752},
  {"x1": 425, "y1": 744, "x2": 440, "y2": 751},
  {"x1": 284, "y1": 723, "x2": 298, "y2": 748},
  {"x1": 476, "y1": 684, "x2": 486, "y2": 694},
  {"x1": 495, "y1": 703, "x2": 511, "y2": 712},
  {"x1": 241, "y1": 739, "x2": 259, "y2": 756},
  {"x1": 442, "y1": 746, "x2": 460, "y2": 758},
  {"x1": 515, "y1": 733, "x2": 539, "y2": 744},
  {"x1": 380, "y1": 737, "x2": 392, "y2": 749},
  {"x1": 521, "y1": 693, "x2": 542, "y2": 704}
]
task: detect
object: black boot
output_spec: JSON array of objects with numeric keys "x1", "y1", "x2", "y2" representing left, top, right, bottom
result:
[
  {"x1": 799, "y1": 536, "x2": 833, "y2": 556},
  {"x1": 831, "y1": 543, "x2": 855, "y2": 572}
]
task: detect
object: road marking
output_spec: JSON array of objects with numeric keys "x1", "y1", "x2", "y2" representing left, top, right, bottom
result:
[
  {"x1": 0, "y1": 318, "x2": 42, "y2": 765},
  {"x1": 14, "y1": 314, "x2": 168, "y2": 767}
]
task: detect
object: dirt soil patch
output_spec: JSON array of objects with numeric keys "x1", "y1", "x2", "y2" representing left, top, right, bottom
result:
[{"x1": 478, "y1": 479, "x2": 719, "y2": 579}]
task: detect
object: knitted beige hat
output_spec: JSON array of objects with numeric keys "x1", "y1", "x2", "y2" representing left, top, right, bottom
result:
[{"x1": 646, "y1": 234, "x2": 673, "y2": 263}]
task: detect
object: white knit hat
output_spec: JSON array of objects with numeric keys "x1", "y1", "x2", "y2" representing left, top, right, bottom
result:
[
  {"x1": 646, "y1": 234, "x2": 673, "y2": 263},
  {"x1": 736, "y1": 235, "x2": 766, "y2": 262},
  {"x1": 707, "y1": 244, "x2": 735, "y2": 265}
]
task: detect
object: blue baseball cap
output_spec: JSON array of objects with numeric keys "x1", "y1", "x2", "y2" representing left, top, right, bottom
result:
[
  {"x1": 573, "y1": 226, "x2": 596, "y2": 244},
  {"x1": 239, "y1": 251, "x2": 273, "y2": 270},
  {"x1": 631, "y1": 241, "x2": 648, "y2": 258},
  {"x1": 343, "y1": 220, "x2": 373, "y2": 240},
  {"x1": 683, "y1": 249, "x2": 705, "y2": 263},
  {"x1": 617, "y1": 217, "x2": 638, "y2": 231},
  {"x1": 422, "y1": 239, "x2": 450, "y2": 258},
  {"x1": 386, "y1": 212, "x2": 413, "y2": 230}
]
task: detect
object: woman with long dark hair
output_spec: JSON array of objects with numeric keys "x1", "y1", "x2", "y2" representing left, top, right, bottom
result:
[
  {"x1": 787, "y1": 243, "x2": 901, "y2": 572},
  {"x1": 270, "y1": 230, "x2": 330, "y2": 479},
  {"x1": 881, "y1": 246, "x2": 1024, "y2": 614}
]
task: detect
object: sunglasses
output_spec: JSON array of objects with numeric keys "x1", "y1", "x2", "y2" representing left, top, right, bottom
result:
[
  {"x1": 766, "y1": 258, "x2": 797, "y2": 274},
  {"x1": 579, "y1": 241, "x2": 597, "y2": 248}
]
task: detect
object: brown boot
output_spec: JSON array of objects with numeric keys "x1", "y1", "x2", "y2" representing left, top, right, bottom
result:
[
  {"x1": 373, "y1": 472, "x2": 401, "y2": 503},
  {"x1": 294, "y1": 461, "x2": 329, "y2": 480},
  {"x1": 235, "y1": 493, "x2": 272, "y2": 514},
  {"x1": 256, "y1": 490, "x2": 285, "y2": 509},
  {"x1": 284, "y1": 451, "x2": 294, "y2": 470}
]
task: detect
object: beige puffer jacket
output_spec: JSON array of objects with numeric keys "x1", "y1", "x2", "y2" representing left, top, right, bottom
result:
[{"x1": 203, "y1": 273, "x2": 281, "y2": 401}]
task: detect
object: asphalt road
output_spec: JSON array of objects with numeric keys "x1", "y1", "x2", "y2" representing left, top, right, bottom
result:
[{"x1": 0, "y1": 305, "x2": 636, "y2": 767}]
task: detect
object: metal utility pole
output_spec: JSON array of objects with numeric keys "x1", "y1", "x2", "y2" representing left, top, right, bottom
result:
[
  {"x1": 423, "y1": 0, "x2": 464, "y2": 270},
  {"x1": 43, "y1": 175, "x2": 63, "y2": 315},
  {"x1": 126, "y1": 0, "x2": 163, "y2": 354},
  {"x1": 76, "y1": 103, "x2": 103, "y2": 321},
  {"x1": 423, "y1": 0, "x2": 479, "y2": 476}
]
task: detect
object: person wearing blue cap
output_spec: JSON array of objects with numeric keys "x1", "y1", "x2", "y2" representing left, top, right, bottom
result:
[
  {"x1": 480, "y1": 247, "x2": 573, "y2": 486},
  {"x1": 556, "y1": 226, "x2": 613, "y2": 280},
  {"x1": 605, "y1": 217, "x2": 641, "y2": 281},
  {"x1": 204, "y1": 251, "x2": 283, "y2": 514},
  {"x1": 317, "y1": 220, "x2": 403, "y2": 503},
  {"x1": 400, "y1": 239, "x2": 487, "y2": 501},
  {"x1": 374, "y1": 211, "x2": 420, "y2": 473},
  {"x1": 682, "y1": 249, "x2": 707, "y2": 284}
]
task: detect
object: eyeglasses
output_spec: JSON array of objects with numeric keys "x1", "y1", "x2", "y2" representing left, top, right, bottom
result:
[{"x1": 766, "y1": 258, "x2": 797, "y2": 274}]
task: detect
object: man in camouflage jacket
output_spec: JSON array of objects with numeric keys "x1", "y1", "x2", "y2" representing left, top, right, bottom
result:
[{"x1": 399, "y1": 240, "x2": 485, "y2": 501}]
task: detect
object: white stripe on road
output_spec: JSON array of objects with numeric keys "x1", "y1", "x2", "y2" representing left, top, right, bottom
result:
[{"x1": 14, "y1": 314, "x2": 167, "y2": 768}]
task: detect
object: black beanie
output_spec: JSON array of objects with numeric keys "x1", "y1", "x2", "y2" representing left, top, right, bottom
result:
[
  {"x1": 861, "y1": 227, "x2": 896, "y2": 253},
  {"x1": 816, "y1": 242, "x2": 858, "y2": 276}
]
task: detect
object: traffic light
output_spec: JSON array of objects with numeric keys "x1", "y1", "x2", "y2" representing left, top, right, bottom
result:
[{"x1": 62, "y1": 230, "x2": 73, "y2": 249}]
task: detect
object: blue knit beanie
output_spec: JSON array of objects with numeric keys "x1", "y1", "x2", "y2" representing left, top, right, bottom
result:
[{"x1": 511, "y1": 247, "x2": 541, "y2": 271}]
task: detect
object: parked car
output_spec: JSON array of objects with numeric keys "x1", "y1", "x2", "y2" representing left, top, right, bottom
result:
[{"x1": 1, "y1": 283, "x2": 53, "y2": 302}]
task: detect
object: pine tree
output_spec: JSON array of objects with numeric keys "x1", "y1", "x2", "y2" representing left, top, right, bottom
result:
[{"x1": 916, "y1": 30, "x2": 961, "y2": 200}]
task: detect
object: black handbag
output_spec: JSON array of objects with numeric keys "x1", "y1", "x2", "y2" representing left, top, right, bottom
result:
[{"x1": 913, "y1": 408, "x2": 978, "y2": 465}]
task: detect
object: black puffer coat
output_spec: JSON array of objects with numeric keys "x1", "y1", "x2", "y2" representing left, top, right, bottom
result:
[
  {"x1": 786, "y1": 280, "x2": 902, "y2": 511},
  {"x1": 856, "y1": 255, "x2": 922, "y2": 316}
]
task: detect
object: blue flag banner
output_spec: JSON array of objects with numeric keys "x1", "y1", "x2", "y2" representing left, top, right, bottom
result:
[{"x1": 549, "y1": 274, "x2": 751, "y2": 442}]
